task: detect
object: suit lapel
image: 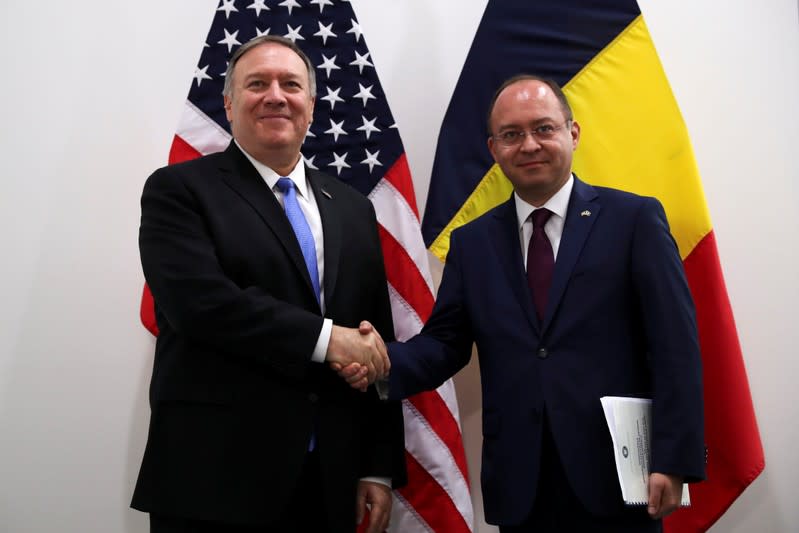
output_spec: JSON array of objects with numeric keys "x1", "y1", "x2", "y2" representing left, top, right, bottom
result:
[
  {"x1": 308, "y1": 169, "x2": 341, "y2": 306},
  {"x1": 218, "y1": 142, "x2": 319, "y2": 306},
  {"x1": 541, "y1": 176, "x2": 600, "y2": 332},
  {"x1": 490, "y1": 197, "x2": 540, "y2": 333}
]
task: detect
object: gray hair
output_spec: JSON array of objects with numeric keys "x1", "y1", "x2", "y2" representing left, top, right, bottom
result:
[{"x1": 222, "y1": 35, "x2": 317, "y2": 97}]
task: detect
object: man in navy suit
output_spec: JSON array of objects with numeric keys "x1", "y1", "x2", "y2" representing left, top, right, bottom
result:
[
  {"x1": 131, "y1": 36, "x2": 405, "y2": 533},
  {"x1": 344, "y1": 75, "x2": 705, "y2": 531}
]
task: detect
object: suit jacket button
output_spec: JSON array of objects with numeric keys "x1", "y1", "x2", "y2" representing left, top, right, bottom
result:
[
  {"x1": 537, "y1": 348, "x2": 548, "y2": 359},
  {"x1": 308, "y1": 392, "x2": 319, "y2": 403}
]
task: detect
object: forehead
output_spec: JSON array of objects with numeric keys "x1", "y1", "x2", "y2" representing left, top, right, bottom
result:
[
  {"x1": 234, "y1": 42, "x2": 308, "y2": 79},
  {"x1": 491, "y1": 80, "x2": 562, "y2": 126}
]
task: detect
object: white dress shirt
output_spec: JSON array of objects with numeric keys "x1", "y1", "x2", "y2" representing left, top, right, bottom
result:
[
  {"x1": 237, "y1": 142, "x2": 332, "y2": 363},
  {"x1": 514, "y1": 174, "x2": 575, "y2": 267}
]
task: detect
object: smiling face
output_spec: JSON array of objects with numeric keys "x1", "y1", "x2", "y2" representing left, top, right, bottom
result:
[
  {"x1": 223, "y1": 42, "x2": 315, "y2": 173},
  {"x1": 487, "y1": 79, "x2": 580, "y2": 206}
]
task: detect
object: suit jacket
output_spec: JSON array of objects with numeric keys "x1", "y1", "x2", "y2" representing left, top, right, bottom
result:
[
  {"x1": 388, "y1": 177, "x2": 704, "y2": 526},
  {"x1": 131, "y1": 142, "x2": 406, "y2": 528}
]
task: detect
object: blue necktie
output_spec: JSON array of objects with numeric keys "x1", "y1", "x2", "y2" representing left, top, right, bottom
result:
[
  {"x1": 276, "y1": 177, "x2": 320, "y2": 452},
  {"x1": 276, "y1": 177, "x2": 321, "y2": 304}
]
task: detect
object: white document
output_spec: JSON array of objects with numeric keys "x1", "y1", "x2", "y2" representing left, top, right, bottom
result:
[{"x1": 600, "y1": 396, "x2": 690, "y2": 506}]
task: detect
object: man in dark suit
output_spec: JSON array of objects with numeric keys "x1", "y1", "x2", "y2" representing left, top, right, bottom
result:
[
  {"x1": 131, "y1": 35, "x2": 406, "y2": 533},
  {"x1": 344, "y1": 75, "x2": 705, "y2": 531}
]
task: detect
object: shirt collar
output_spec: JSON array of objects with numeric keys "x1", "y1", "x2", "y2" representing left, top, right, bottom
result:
[
  {"x1": 235, "y1": 140, "x2": 309, "y2": 199},
  {"x1": 514, "y1": 174, "x2": 574, "y2": 232}
]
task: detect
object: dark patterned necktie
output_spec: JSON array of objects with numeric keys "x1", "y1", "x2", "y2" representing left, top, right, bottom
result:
[{"x1": 527, "y1": 208, "x2": 554, "y2": 322}]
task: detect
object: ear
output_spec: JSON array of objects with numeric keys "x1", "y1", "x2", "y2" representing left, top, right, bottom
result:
[
  {"x1": 223, "y1": 94, "x2": 233, "y2": 122},
  {"x1": 570, "y1": 120, "x2": 580, "y2": 150},
  {"x1": 487, "y1": 136, "x2": 498, "y2": 162}
]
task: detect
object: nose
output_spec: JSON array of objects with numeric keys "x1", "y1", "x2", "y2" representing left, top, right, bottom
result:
[
  {"x1": 262, "y1": 80, "x2": 286, "y2": 106},
  {"x1": 519, "y1": 131, "x2": 542, "y2": 152}
]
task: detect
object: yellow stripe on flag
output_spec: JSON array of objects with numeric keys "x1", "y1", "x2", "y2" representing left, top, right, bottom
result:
[
  {"x1": 429, "y1": 15, "x2": 711, "y2": 263},
  {"x1": 567, "y1": 15, "x2": 711, "y2": 259},
  {"x1": 429, "y1": 163, "x2": 512, "y2": 262}
]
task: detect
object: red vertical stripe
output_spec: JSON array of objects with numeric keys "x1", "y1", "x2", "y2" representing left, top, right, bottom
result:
[{"x1": 665, "y1": 230, "x2": 764, "y2": 532}]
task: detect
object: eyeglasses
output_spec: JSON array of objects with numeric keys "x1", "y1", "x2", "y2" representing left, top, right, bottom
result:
[{"x1": 492, "y1": 120, "x2": 572, "y2": 147}]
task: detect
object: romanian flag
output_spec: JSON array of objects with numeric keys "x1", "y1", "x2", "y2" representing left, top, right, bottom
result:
[{"x1": 422, "y1": 1, "x2": 764, "y2": 531}]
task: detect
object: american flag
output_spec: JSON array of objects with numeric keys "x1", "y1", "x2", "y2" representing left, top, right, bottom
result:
[{"x1": 139, "y1": 1, "x2": 473, "y2": 531}]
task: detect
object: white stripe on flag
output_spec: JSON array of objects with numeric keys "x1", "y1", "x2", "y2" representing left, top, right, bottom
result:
[
  {"x1": 369, "y1": 178, "x2": 435, "y2": 295},
  {"x1": 176, "y1": 100, "x2": 231, "y2": 155},
  {"x1": 403, "y1": 399, "x2": 474, "y2": 528}
]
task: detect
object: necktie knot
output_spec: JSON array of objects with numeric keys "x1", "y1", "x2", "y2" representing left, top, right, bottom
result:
[
  {"x1": 276, "y1": 176, "x2": 295, "y2": 195},
  {"x1": 531, "y1": 208, "x2": 552, "y2": 230}
]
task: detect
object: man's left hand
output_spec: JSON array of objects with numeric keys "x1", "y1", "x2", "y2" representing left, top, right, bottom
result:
[
  {"x1": 647, "y1": 472, "x2": 683, "y2": 519},
  {"x1": 356, "y1": 480, "x2": 392, "y2": 533}
]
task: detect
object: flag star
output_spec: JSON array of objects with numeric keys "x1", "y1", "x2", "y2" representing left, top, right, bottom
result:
[
  {"x1": 305, "y1": 128, "x2": 316, "y2": 139},
  {"x1": 350, "y1": 50, "x2": 374, "y2": 74},
  {"x1": 321, "y1": 86, "x2": 345, "y2": 110},
  {"x1": 284, "y1": 24, "x2": 304, "y2": 43},
  {"x1": 220, "y1": 60, "x2": 230, "y2": 77},
  {"x1": 361, "y1": 149, "x2": 383, "y2": 173},
  {"x1": 218, "y1": 28, "x2": 241, "y2": 53},
  {"x1": 278, "y1": 0, "x2": 301, "y2": 15},
  {"x1": 193, "y1": 64, "x2": 213, "y2": 87},
  {"x1": 317, "y1": 54, "x2": 340, "y2": 78},
  {"x1": 357, "y1": 116, "x2": 381, "y2": 139},
  {"x1": 217, "y1": 0, "x2": 239, "y2": 19},
  {"x1": 309, "y1": 0, "x2": 333, "y2": 13},
  {"x1": 314, "y1": 21, "x2": 337, "y2": 45},
  {"x1": 346, "y1": 19, "x2": 362, "y2": 42},
  {"x1": 353, "y1": 83, "x2": 376, "y2": 107},
  {"x1": 328, "y1": 152, "x2": 351, "y2": 176},
  {"x1": 255, "y1": 26, "x2": 270, "y2": 37},
  {"x1": 302, "y1": 154, "x2": 319, "y2": 170},
  {"x1": 389, "y1": 122, "x2": 398, "y2": 129},
  {"x1": 246, "y1": 0, "x2": 269, "y2": 16},
  {"x1": 324, "y1": 119, "x2": 348, "y2": 142}
]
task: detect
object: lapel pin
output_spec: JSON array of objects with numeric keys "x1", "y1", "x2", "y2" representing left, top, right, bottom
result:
[
  {"x1": 581, "y1": 210, "x2": 591, "y2": 217},
  {"x1": 321, "y1": 188, "x2": 332, "y2": 199}
]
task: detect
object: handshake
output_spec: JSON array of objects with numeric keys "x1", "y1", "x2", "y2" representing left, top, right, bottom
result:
[{"x1": 326, "y1": 321, "x2": 388, "y2": 392}]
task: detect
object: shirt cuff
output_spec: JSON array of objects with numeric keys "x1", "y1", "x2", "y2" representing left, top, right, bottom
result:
[
  {"x1": 311, "y1": 318, "x2": 333, "y2": 363},
  {"x1": 360, "y1": 476, "x2": 392, "y2": 488}
]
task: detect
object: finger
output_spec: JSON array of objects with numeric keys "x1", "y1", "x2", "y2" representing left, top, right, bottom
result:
[
  {"x1": 347, "y1": 367, "x2": 369, "y2": 385},
  {"x1": 355, "y1": 377, "x2": 369, "y2": 392},
  {"x1": 647, "y1": 476, "x2": 663, "y2": 519},
  {"x1": 340, "y1": 363, "x2": 367, "y2": 383},
  {"x1": 359, "y1": 320, "x2": 373, "y2": 335},
  {"x1": 367, "y1": 499, "x2": 389, "y2": 533},
  {"x1": 365, "y1": 361, "x2": 378, "y2": 384},
  {"x1": 355, "y1": 485, "x2": 367, "y2": 525},
  {"x1": 329, "y1": 362, "x2": 342, "y2": 372}
]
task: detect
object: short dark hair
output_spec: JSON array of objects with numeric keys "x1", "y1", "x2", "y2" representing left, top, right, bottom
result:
[
  {"x1": 222, "y1": 35, "x2": 317, "y2": 97},
  {"x1": 486, "y1": 74, "x2": 573, "y2": 135}
]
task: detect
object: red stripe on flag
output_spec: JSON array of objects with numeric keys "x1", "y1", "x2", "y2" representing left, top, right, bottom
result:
[
  {"x1": 140, "y1": 134, "x2": 204, "y2": 335},
  {"x1": 168, "y1": 134, "x2": 203, "y2": 165},
  {"x1": 140, "y1": 284, "x2": 158, "y2": 336},
  {"x1": 407, "y1": 391, "x2": 471, "y2": 485},
  {"x1": 377, "y1": 225, "x2": 435, "y2": 321},
  {"x1": 382, "y1": 154, "x2": 420, "y2": 219},
  {"x1": 397, "y1": 451, "x2": 472, "y2": 533},
  {"x1": 665, "y1": 230, "x2": 764, "y2": 533}
]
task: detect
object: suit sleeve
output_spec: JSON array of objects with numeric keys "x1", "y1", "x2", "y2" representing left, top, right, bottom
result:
[
  {"x1": 387, "y1": 229, "x2": 475, "y2": 400},
  {"x1": 139, "y1": 165, "x2": 323, "y2": 380},
  {"x1": 632, "y1": 197, "x2": 705, "y2": 482}
]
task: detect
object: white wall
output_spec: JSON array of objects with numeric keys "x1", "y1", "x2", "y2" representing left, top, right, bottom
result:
[{"x1": 0, "y1": 1, "x2": 796, "y2": 531}]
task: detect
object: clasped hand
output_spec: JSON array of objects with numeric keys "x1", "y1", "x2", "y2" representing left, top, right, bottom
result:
[{"x1": 327, "y1": 321, "x2": 388, "y2": 391}]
